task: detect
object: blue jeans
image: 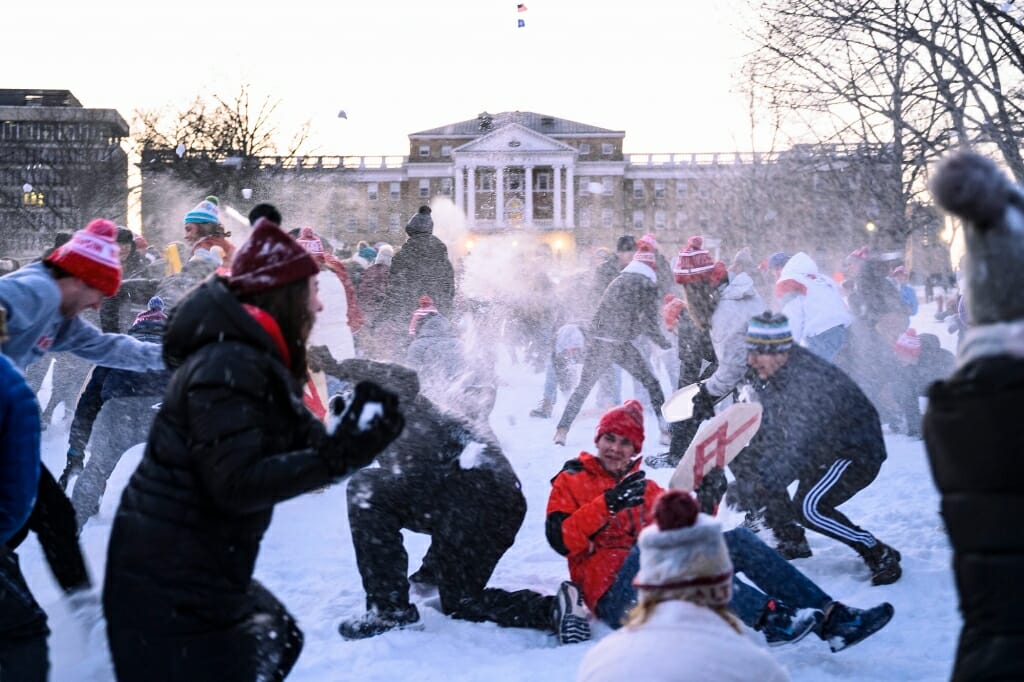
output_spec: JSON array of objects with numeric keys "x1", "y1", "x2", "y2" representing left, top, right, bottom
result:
[
  {"x1": 806, "y1": 325, "x2": 847, "y2": 363},
  {"x1": 595, "y1": 528, "x2": 831, "y2": 629}
]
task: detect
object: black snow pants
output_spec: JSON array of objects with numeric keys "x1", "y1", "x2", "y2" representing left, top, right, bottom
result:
[
  {"x1": 347, "y1": 466, "x2": 554, "y2": 632},
  {"x1": 0, "y1": 547, "x2": 49, "y2": 682}
]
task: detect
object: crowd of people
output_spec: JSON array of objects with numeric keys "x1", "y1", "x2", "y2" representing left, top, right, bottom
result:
[{"x1": 0, "y1": 149, "x2": 1014, "y2": 681}]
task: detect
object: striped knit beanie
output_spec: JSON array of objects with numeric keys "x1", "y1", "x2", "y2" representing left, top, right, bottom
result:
[
  {"x1": 894, "y1": 328, "x2": 922, "y2": 360},
  {"x1": 746, "y1": 311, "x2": 794, "y2": 354},
  {"x1": 674, "y1": 236, "x2": 728, "y2": 286},
  {"x1": 184, "y1": 196, "x2": 220, "y2": 225},
  {"x1": 45, "y1": 218, "x2": 122, "y2": 297},
  {"x1": 633, "y1": 233, "x2": 658, "y2": 269}
]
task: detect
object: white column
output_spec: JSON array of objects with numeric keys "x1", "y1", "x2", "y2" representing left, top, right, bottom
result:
[
  {"x1": 524, "y1": 165, "x2": 534, "y2": 226},
  {"x1": 454, "y1": 164, "x2": 464, "y2": 217},
  {"x1": 553, "y1": 165, "x2": 563, "y2": 228},
  {"x1": 467, "y1": 166, "x2": 477, "y2": 226},
  {"x1": 565, "y1": 166, "x2": 575, "y2": 228},
  {"x1": 495, "y1": 165, "x2": 505, "y2": 228}
]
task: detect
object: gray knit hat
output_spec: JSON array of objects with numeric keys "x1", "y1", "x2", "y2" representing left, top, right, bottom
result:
[{"x1": 405, "y1": 205, "x2": 434, "y2": 236}]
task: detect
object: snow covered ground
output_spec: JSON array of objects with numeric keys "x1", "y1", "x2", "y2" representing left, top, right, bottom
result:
[{"x1": 21, "y1": 292, "x2": 962, "y2": 681}]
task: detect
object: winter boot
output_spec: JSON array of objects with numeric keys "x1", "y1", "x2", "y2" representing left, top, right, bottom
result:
[
  {"x1": 775, "y1": 536, "x2": 813, "y2": 560},
  {"x1": 859, "y1": 542, "x2": 902, "y2": 585},
  {"x1": 756, "y1": 599, "x2": 824, "y2": 646},
  {"x1": 817, "y1": 601, "x2": 894, "y2": 652},
  {"x1": 338, "y1": 604, "x2": 422, "y2": 640},
  {"x1": 551, "y1": 581, "x2": 591, "y2": 645},
  {"x1": 529, "y1": 400, "x2": 553, "y2": 419}
]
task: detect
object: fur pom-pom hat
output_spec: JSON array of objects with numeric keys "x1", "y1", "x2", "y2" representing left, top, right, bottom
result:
[
  {"x1": 931, "y1": 151, "x2": 1024, "y2": 324},
  {"x1": 633, "y1": 490, "x2": 734, "y2": 607},
  {"x1": 45, "y1": 218, "x2": 122, "y2": 296},
  {"x1": 406, "y1": 205, "x2": 434, "y2": 236}
]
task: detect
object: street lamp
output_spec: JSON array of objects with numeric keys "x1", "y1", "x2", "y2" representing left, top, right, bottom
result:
[{"x1": 865, "y1": 221, "x2": 877, "y2": 233}]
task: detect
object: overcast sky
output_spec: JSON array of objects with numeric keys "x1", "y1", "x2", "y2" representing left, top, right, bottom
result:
[{"x1": 6, "y1": 0, "x2": 761, "y2": 156}]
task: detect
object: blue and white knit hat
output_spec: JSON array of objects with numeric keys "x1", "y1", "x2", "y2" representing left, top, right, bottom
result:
[
  {"x1": 184, "y1": 195, "x2": 220, "y2": 224},
  {"x1": 746, "y1": 311, "x2": 794, "y2": 354}
]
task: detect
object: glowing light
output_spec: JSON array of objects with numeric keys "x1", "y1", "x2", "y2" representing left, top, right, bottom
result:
[
  {"x1": 465, "y1": 239, "x2": 475, "y2": 252},
  {"x1": 865, "y1": 221, "x2": 877, "y2": 233},
  {"x1": 553, "y1": 239, "x2": 564, "y2": 252},
  {"x1": 22, "y1": 183, "x2": 32, "y2": 193}
]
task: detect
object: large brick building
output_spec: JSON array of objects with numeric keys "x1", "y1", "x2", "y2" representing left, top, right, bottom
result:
[{"x1": 0, "y1": 89, "x2": 129, "y2": 258}]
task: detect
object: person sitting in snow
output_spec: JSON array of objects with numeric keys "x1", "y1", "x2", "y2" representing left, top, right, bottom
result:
[
  {"x1": 925, "y1": 150, "x2": 1024, "y2": 681},
  {"x1": 704, "y1": 312, "x2": 902, "y2": 585},
  {"x1": 331, "y1": 357, "x2": 591, "y2": 644},
  {"x1": 576, "y1": 490, "x2": 790, "y2": 682},
  {"x1": 547, "y1": 399, "x2": 894, "y2": 652},
  {"x1": 60, "y1": 297, "x2": 174, "y2": 530},
  {"x1": 553, "y1": 233, "x2": 672, "y2": 446},
  {"x1": 102, "y1": 219, "x2": 404, "y2": 682}
]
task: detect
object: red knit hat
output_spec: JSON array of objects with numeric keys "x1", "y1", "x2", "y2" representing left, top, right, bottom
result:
[
  {"x1": 409, "y1": 295, "x2": 440, "y2": 336},
  {"x1": 673, "y1": 236, "x2": 727, "y2": 285},
  {"x1": 228, "y1": 218, "x2": 320, "y2": 296},
  {"x1": 296, "y1": 226, "x2": 325, "y2": 259},
  {"x1": 596, "y1": 399, "x2": 645, "y2": 452},
  {"x1": 633, "y1": 233, "x2": 658, "y2": 269},
  {"x1": 894, "y1": 328, "x2": 922, "y2": 360},
  {"x1": 45, "y1": 218, "x2": 122, "y2": 297}
]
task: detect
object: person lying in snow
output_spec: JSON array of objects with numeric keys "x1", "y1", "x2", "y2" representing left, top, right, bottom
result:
[{"x1": 546, "y1": 400, "x2": 893, "y2": 652}]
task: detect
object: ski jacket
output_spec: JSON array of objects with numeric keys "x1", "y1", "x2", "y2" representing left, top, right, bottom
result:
[
  {"x1": 745, "y1": 346, "x2": 886, "y2": 488},
  {"x1": 0, "y1": 262, "x2": 164, "y2": 372},
  {"x1": 588, "y1": 263, "x2": 670, "y2": 349},
  {"x1": 0, "y1": 354, "x2": 40, "y2": 544},
  {"x1": 103, "y1": 277, "x2": 339, "y2": 634},
  {"x1": 382, "y1": 233, "x2": 456, "y2": 320},
  {"x1": 705, "y1": 272, "x2": 764, "y2": 398},
  {"x1": 925, "y1": 347, "x2": 1024, "y2": 682},
  {"x1": 775, "y1": 252, "x2": 851, "y2": 344},
  {"x1": 357, "y1": 262, "x2": 390, "y2": 323},
  {"x1": 577, "y1": 600, "x2": 789, "y2": 682},
  {"x1": 546, "y1": 454, "x2": 663, "y2": 614}
]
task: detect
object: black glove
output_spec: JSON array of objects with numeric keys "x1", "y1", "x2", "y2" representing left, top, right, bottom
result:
[
  {"x1": 695, "y1": 467, "x2": 728, "y2": 515},
  {"x1": 691, "y1": 385, "x2": 718, "y2": 422},
  {"x1": 58, "y1": 448, "x2": 84, "y2": 491},
  {"x1": 322, "y1": 381, "x2": 404, "y2": 476},
  {"x1": 604, "y1": 470, "x2": 647, "y2": 514}
]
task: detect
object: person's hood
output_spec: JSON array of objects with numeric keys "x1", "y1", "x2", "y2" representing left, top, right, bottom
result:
[
  {"x1": 720, "y1": 271, "x2": 757, "y2": 301},
  {"x1": 162, "y1": 276, "x2": 281, "y2": 369},
  {"x1": 778, "y1": 252, "x2": 820, "y2": 281},
  {"x1": 621, "y1": 259, "x2": 657, "y2": 283}
]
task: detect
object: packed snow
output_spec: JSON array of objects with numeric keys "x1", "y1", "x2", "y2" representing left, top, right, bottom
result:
[{"x1": 21, "y1": 293, "x2": 961, "y2": 681}]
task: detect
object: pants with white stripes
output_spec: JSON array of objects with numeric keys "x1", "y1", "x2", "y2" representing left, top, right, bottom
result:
[{"x1": 765, "y1": 457, "x2": 882, "y2": 552}]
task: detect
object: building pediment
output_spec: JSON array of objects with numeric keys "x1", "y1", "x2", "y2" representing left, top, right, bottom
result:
[{"x1": 454, "y1": 123, "x2": 577, "y2": 156}]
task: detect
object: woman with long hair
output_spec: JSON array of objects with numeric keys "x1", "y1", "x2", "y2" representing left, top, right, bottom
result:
[{"x1": 102, "y1": 218, "x2": 404, "y2": 682}]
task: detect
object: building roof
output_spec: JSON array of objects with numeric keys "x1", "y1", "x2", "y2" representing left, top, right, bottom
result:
[
  {"x1": 0, "y1": 89, "x2": 82, "y2": 107},
  {"x1": 410, "y1": 111, "x2": 624, "y2": 138}
]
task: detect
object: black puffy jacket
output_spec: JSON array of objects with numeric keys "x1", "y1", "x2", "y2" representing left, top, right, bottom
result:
[
  {"x1": 925, "y1": 356, "x2": 1024, "y2": 682},
  {"x1": 103, "y1": 277, "x2": 338, "y2": 634}
]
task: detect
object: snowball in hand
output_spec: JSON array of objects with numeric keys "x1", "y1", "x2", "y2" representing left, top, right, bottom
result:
[{"x1": 357, "y1": 401, "x2": 384, "y2": 432}]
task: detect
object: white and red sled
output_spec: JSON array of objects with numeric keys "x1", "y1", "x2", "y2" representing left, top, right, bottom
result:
[{"x1": 668, "y1": 401, "x2": 763, "y2": 492}]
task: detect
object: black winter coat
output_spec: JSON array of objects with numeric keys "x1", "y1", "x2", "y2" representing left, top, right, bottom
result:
[
  {"x1": 744, "y1": 346, "x2": 886, "y2": 488},
  {"x1": 383, "y1": 233, "x2": 455, "y2": 320},
  {"x1": 103, "y1": 278, "x2": 338, "y2": 634},
  {"x1": 588, "y1": 269, "x2": 670, "y2": 348},
  {"x1": 924, "y1": 355, "x2": 1024, "y2": 682}
]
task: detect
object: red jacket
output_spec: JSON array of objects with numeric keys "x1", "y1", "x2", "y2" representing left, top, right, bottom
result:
[{"x1": 546, "y1": 453, "x2": 664, "y2": 614}]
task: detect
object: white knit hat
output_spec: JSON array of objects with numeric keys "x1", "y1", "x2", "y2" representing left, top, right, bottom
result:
[{"x1": 633, "y1": 490, "x2": 733, "y2": 607}]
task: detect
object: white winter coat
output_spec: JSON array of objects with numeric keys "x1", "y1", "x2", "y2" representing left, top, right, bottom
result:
[
  {"x1": 310, "y1": 268, "x2": 355, "y2": 361},
  {"x1": 577, "y1": 600, "x2": 790, "y2": 682},
  {"x1": 705, "y1": 272, "x2": 765, "y2": 398},
  {"x1": 775, "y1": 252, "x2": 852, "y2": 344}
]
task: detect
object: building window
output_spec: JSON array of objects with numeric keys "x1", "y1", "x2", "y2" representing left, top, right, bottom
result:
[
  {"x1": 441, "y1": 178, "x2": 452, "y2": 195},
  {"x1": 506, "y1": 170, "x2": 522, "y2": 191},
  {"x1": 602, "y1": 177, "x2": 614, "y2": 195},
  {"x1": 346, "y1": 216, "x2": 359, "y2": 232},
  {"x1": 655, "y1": 179, "x2": 666, "y2": 199},
  {"x1": 602, "y1": 143, "x2": 614, "y2": 156},
  {"x1": 602, "y1": 208, "x2": 614, "y2": 228},
  {"x1": 390, "y1": 182, "x2": 401, "y2": 200},
  {"x1": 368, "y1": 213, "x2": 379, "y2": 230},
  {"x1": 578, "y1": 175, "x2": 590, "y2": 195},
  {"x1": 419, "y1": 179, "x2": 430, "y2": 198},
  {"x1": 367, "y1": 183, "x2": 378, "y2": 201},
  {"x1": 633, "y1": 180, "x2": 644, "y2": 199},
  {"x1": 579, "y1": 210, "x2": 591, "y2": 228},
  {"x1": 633, "y1": 210, "x2": 645, "y2": 230},
  {"x1": 655, "y1": 210, "x2": 666, "y2": 230},
  {"x1": 419, "y1": 145, "x2": 430, "y2": 158},
  {"x1": 536, "y1": 171, "x2": 551, "y2": 191},
  {"x1": 23, "y1": 190, "x2": 45, "y2": 207},
  {"x1": 676, "y1": 212, "x2": 688, "y2": 230},
  {"x1": 579, "y1": 143, "x2": 591, "y2": 154},
  {"x1": 677, "y1": 181, "x2": 688, "y2": 199},
  {"x1": 479, "y1": 170, "x2": 494, "y2": 192},
  {"x1": 441, "y1": 145, "x2": 452, "y2": 157},
  {"x1": 390, "y1": 213, "x2": 401, "y2": 232}
]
